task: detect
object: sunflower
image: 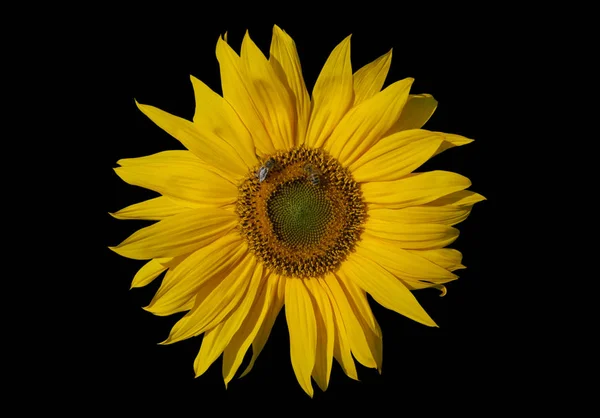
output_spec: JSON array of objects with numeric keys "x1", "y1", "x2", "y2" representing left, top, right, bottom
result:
[{"x1": 111, "y1": 25, "x2": 484, "y2": 397}]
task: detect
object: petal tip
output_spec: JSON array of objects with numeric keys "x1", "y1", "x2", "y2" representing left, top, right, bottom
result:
[
  {"x1": 158, "y1": 336, "x2": 173, "y2": 346},
  {"x1": 342, "y1": 34, "x2": 352, "y2": 47},
  {"x1": 435, "y1": 285, "x2": 448, "y2": 297},
  {"x1": 142, "y1": 304, "x2": 155, "y2": 314},
  {"x1": 134, "y1": 99, "x2": 145, "y2": 112},
  {"x1": 194, "y1": 366, "x2": 209, "y2": 378}
]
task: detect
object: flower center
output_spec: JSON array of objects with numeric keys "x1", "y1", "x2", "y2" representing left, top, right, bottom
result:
[
  {"x1": 236, "y1": 147, "x2": 366, "y2": 278},
  {"x1": 267, "y1": 180, "x2": 333, "y2": 248}
]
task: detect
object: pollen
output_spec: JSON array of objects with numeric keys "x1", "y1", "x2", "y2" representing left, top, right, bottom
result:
[{"x1": 236, "y1": 147, "x2": 367, "y2": 278}]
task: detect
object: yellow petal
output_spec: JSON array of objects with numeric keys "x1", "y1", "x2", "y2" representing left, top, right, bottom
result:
[
  {"x1": 434, "y1": 285, "x2": 448, "y2": 296},
  {"x1": 433, "y1": 132, "x2": 475, "y2": 156},
  {"x1": 363, "y1": 222, "x2": 459, "y2": 249},
  {"x1": 151, "y1": 271, "x2": 221, "y2": 317},
  {"x1": 326, "y1": 78, "x2": 414, "y2": 167},
  {"x1": 154, "y1": 297, "x2": 195, "y2": 317},
  {"x1": 378, "y1": 190, "x2": 485, "y2": 230},
  {"x1": 110, "y1": 196, "x2": 190, "y2": 221},
  {"x1": 353, "y1": 49, "x2": 392, "y2": 106},
  {"x1": 135, "y1": 101, "x2": 247, "y2": 182},
  {"x1": 429, "y1": 190, "x2": 486, "y2": 207},
  {"x1": 117, "y1": 150, "x2": 197, "y2": 166},
  {"x1": 193, "y1": 322, "x2": 225, "y2": 376},
  {"x1": 158, "y1": 254, "x2": 188, "y2": 269},
  {"x1": 305, "y1": 35, "x2": 353, "y2": 148},
  {"x1": 190, "y1": 75, "x2": 257, "y2": 168},
  {"x1": 334, "y1": 273, "x2": 383, "y2": 371},
  {"x1": 194, "y1": 262, "x2": 265, "y2": 377},
  {"x1": 340, "y1": 252, "x2": 437, "y2": 327},
  {"x1": 322, "y1": 274, "x2": 378, "y2": 369},
  {"x1": 223, "y1": 272, "x2": 282, "y2": 385},
  {"x1": 285, "y1": 278, "x2": 317, "y2": 397},
  {"x1": 304, "y1": 279, "x2": 334, "y2": 392},
  {"x1": 133, "y1": 256, "x2": 192, "y2": 312},
  {"x1": 356, "y1": 235, "x2": 457, "y2": 282},
  {"x1": 164, "y1": 254, "x2": 257, "y2": 344},
  {"x1": 114, "y1": 151, "x2": 238, "y2": 209},
  {"x1": 270, "y1": 25, "x2": 311, "y2": 147},
  {"x1": 350, "y1": 130, "x2": 445, "y2": 182},
  {"x1": 407, "y1": 248, "x2": 465, "y2": 271},
  {"x1": 442, "y1": 133, "x2": 474, "y2": 146},
  {"x1": 387, "y1": 93, "x2": 438, "y2": 133},
  {"x1": 362, "y1": 170, "x2": 472, "y2": 209},
  {"x1": 109, "y1": 207, "x2": 237, "y2": 260},
  {"x1": 239, "y1": 273, "x2": 286, "y2": 379},
  {"x1": 388, "y1": 276, "x2": 452, "y2": 296},
  {"x1": 319, "y1": 275, "x2": 358, "y2": 380},
  {"x1": 239, "y1": 32, "x2": 296, "y2": 151},
  {"x1": 215, "y1": 35, "x2": 275, "y2": 155},
  {"x1": 131, "y1": 259, "x2": 168, "y2": 289},
  {"x1": 145, "y1": 233, "x2": 247, "y2": 315},
  {"x1": 336, "y1": 275, "x2": 381, "y2": 339},
  {"x1": 368, "y1": 202, "x2": 474, "y2": 227}
]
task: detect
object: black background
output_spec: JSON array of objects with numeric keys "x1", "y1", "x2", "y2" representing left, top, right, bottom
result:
[{"x1": 96, "y1": 14, "x2": 517, "y2": 412}]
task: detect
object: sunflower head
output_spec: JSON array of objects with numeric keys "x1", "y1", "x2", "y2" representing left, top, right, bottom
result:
[{"x1": 111, "y1": 25, "x2": 484, "y2": 397}]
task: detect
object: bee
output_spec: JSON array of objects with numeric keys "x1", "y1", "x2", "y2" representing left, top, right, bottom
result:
[
  {"x1": 303, "y1": 163, "x2": 322, "y2": 186},
  {"x1": 255, "y1": 158, "x2": 276, "y2": 183}
]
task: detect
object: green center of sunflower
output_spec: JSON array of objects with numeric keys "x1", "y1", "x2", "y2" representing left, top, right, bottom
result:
[
  {"x1": 267, "y1": 180, "x2": 333, "y2": 248},
  {"x1": 236, "y1": 146, "x2": 366, "y2": 278}
]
